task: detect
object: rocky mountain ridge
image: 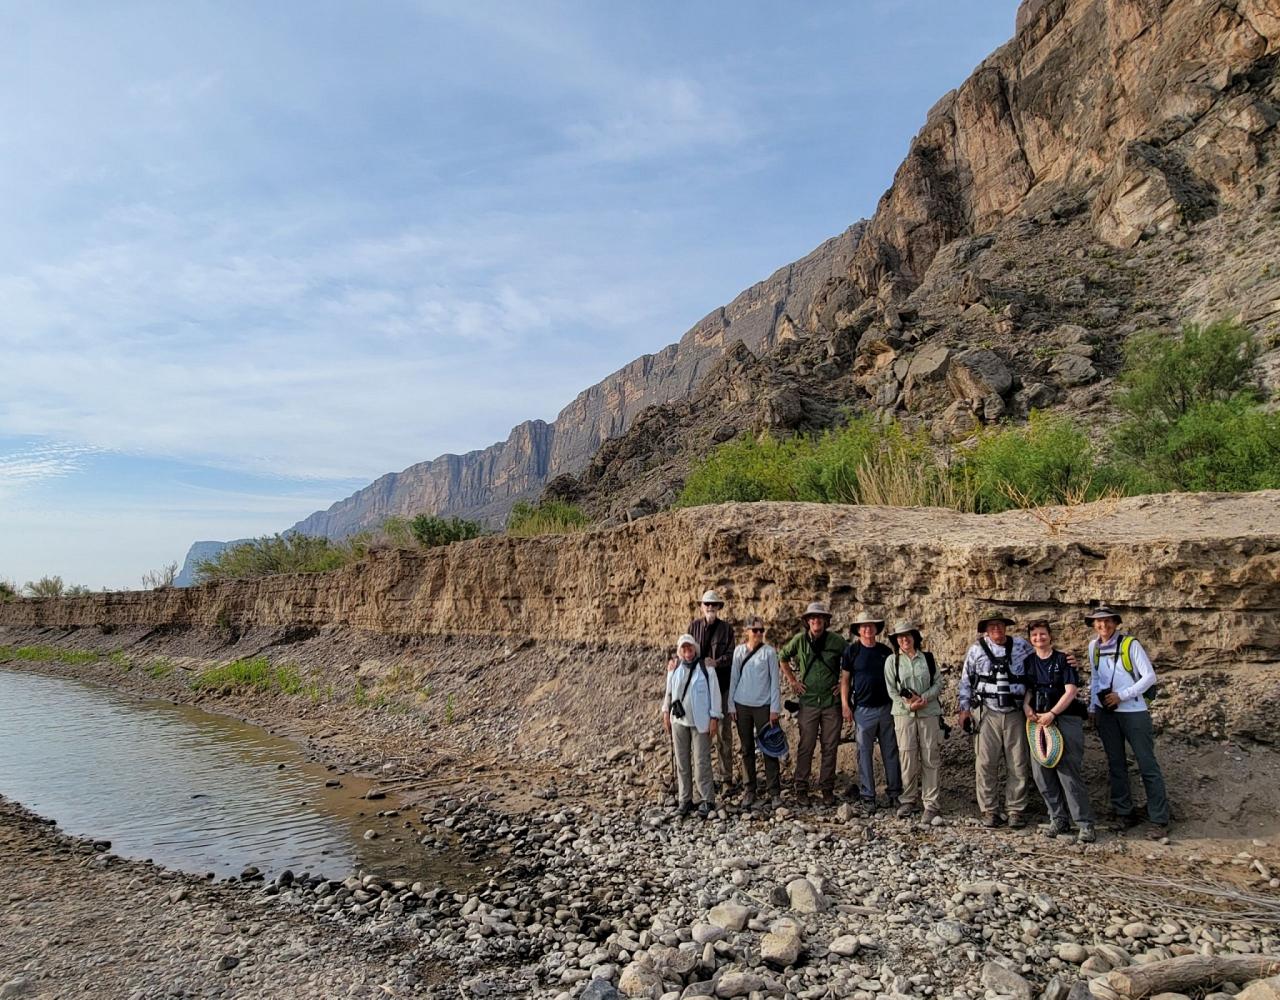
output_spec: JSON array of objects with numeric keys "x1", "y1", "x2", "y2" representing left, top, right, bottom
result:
[{"x1": 552, "y1": 0, "x2": 1280, "y2": 519}]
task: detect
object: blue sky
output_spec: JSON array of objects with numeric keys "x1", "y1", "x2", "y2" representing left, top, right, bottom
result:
[{"x1": 1, "y1": 1, "x2": 1018, "y2": 589}]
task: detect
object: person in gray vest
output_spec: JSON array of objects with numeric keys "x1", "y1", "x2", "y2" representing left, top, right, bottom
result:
[
  {"x1": 957, "y1": 611, "x2": 1033, "y2": 828},
  {"x1": 688, "y1": 589, "x2": 737, "y2": 794},
  {"x1": 840, "y1": 610, "x2": 902, "y2": 814},
  {"x1": 1086, "y1": 605, "x2": 1169, "y2": 833}
]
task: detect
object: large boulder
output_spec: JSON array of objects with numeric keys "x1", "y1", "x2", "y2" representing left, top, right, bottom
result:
[
  {"x1": 714, "y1": 972, "x2": 765, "y2": 998},
  {"x1": 947, "y1": 348, "x2": 1013, "y2": 404},
  {"x1": 617, "y1": 958, "x2": 662, "y2": 999},
  {"x1": 982, "y1": 961, "x2": 1034, "y2": 1000}
]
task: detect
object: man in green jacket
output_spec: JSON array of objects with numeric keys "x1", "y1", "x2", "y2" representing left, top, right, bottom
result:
[{"x1": 780, "y1": 601, "x2": 846, "y2": 806}]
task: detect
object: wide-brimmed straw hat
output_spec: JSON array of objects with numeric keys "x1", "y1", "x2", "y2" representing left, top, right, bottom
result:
[
  {"x1": 886, "y1": 619, "x2": 921, "y2": 640},
  {"x1": 1084, "y1": 604, "x2": 1123, "y2": 624},
  {"x1": 800, "y1": 601, "x2": 832, "y2": 620},
  {"x1": 849, "y1": 610, "x2": 886, "y2": 634},
  {"x1": 700, "y1": 589, "x2": 725, "y2": 606},
  {"x1": 977, "y1": 611, "x2": 1017, "y2": 633}
]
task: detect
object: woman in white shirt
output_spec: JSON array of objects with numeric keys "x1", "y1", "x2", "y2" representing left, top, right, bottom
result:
[
  {"x1": 663, "y1": 633, "x2": 722, "y2": 818},
  {"x1": 727, "y1": 615, "x2": 782, "y2": 809}
]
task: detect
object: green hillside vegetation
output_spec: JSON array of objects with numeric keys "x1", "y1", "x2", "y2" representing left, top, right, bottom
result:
[
  {"x1": 678, "y1": 320, "x2": 1280, "y2": 511},
  {"x1": 506, "y1": 499, "x2": 592, "y2": 537}
]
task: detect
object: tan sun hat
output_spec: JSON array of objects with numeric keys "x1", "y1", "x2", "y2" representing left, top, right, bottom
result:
[
  {"x1": 976, "y1": 610, "x2": 1017, "y2": 633},
  {"x1": 1084, "y1": 604, "x2": 1123, "y2": 624},
  {"x1": 800, "y1": 601, "x2": 832, "y2": 621},
  {"x1": 700, "y1": 589, "x2": 725, "y2": 606},
  {"x1": 886, "y1": 619, "x2": 920, "y2": 639},
  {"x1": 849, "y1": 610, "x2": 886, "y2": 634},
  {"x1": 676, "y1": 633, "x2": 700, "y2": 655}
]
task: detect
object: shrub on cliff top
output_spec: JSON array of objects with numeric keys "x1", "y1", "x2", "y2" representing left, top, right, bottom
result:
[
  {"x1": 506, "y1": 499, "x2": 592, "y2": 537},
  {"x1": 0, "y1": 579, "x2": 17, "y2": 602},
  {"x1": 407, "y1": 514, "x2": 483, "y2": 548},
  {"x1": 194, "y1": 532, "x2": 372, "y2": 582},
  {"x1": 959, "y1": 411, "x2": 1121, "y2": 513}
]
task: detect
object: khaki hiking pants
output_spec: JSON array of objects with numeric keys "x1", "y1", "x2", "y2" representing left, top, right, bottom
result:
[
  {"x1": 795, "y1": 705, "x2": 841, "y2": 795},
  {"x1": 976, "y1": 708, "x2": 1031, "y2": 817},
  {"x1": 895, "y1": 714, "x2": 941, "y2": 811},
  {"x1": 672, "y1": 722, "x2": 714, "y2": 806}
]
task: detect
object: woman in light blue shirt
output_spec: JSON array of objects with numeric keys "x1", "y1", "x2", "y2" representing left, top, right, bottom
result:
[
  {"x1": 727, "y1": 615, "x2": 782, "y2": 809},
  {"x1": 663, "y1": 633, "x2": 722, "y2": 818}
]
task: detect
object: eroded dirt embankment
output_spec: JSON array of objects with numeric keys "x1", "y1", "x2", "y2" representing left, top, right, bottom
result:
[{"x1": 2, "y1": 493, "x2": 1278, "y2": 834}]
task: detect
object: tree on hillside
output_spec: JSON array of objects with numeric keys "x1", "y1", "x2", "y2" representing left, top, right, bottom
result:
[{"x1": 0, "y1": 579, "x2": 18, "y2": 602}]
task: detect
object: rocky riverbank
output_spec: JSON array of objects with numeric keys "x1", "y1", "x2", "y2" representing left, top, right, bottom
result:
[{"x1": 5, "y1": 778, "x2": 1280, "y2": 1000}]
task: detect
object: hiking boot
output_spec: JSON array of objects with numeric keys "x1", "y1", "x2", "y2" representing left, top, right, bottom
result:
[
  {"x1": 922, "y1": 809, "x2": 941, "y2": 826},
  {"x1": 857, "y1": 799, "x2": 877, "y2": 817},
  {"x1": 1146, "y1": 822, "x2": 1170, "y2": 840},
  {"x1": 1110, "y1": 812, "x2": 1142, "y2": 832},
  {"x1": 697, "y1": 802, "x2": 712, "y2": 820},
  {"x1": 1077, "y1": 823, "x2": 1096, "y2": 844},
  {"x1": 793, "y1": 788, "x2": 811, "y2": 806},
  {"x1": 821, "y1": 791, "x2": 836, "y2": 807},
  {"x1": 982, "y1": 813, "x2": 1003, "y2": 828},
  {"x1": 1041, "y1": 821, "x2": 1072, "y2": 839},
  {"x1": 1008, "y1": 812, "x2": 1027, "y2": 830},
  {"x1": 771, "y1": 794, "x2": 783, "y2": 810},
  {"x1": 741, "y1": 789, "x2": 756, "y2": 809},
  {"x1": 896, "y1": 802, "x2": 916, "y2": 819},
  {"x1": 677, "y1": 801, "x2": 694, "y2": 817}
]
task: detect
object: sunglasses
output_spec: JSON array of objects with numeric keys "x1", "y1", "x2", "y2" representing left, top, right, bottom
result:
[
  {"x1": 748, "y1": 627, "x2": 764, "y2": 633},
  {"x1": 702, "y1": 602, "x2": 721, "y2": 607}
]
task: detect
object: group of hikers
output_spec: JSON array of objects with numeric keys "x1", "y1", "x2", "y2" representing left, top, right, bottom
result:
[{"x1": 661, "y1": 591, "x2": 1170, "y2": 842}]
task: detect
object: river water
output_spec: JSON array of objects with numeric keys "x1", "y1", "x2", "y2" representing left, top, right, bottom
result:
[{"x1": 0, "y1": 666, "x2": 447, "y2": 882}]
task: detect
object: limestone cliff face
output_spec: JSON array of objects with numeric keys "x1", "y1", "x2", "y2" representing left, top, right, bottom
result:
[
  {"x1": 13, "y1": 492, "x2": 1279, "y2": 676},
  {"x1": 281, "y1": 226, "x2": 864, "y2": 541},
  {"x1": 841, "y1": 0, "x2": 1280, "y2": 304}
]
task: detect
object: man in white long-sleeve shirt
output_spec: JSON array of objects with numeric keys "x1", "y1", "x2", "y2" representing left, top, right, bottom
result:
[{"x1": 1085, "y1": 605, "x2": 1169, "y2": 831}]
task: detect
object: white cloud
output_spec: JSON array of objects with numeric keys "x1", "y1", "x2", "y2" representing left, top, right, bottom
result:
[{"x1": 0, "y1": 442, "x2": 96, "y2": 498}]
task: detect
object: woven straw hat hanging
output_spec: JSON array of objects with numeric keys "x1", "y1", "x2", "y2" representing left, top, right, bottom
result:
[{"x1": 1026, "y1": 718, "x2": 1065, "y2": 768}]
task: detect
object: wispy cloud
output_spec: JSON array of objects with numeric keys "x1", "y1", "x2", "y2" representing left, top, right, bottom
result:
[{"x1": 0, "y1": 442, "x2": 96, "y2": 496}]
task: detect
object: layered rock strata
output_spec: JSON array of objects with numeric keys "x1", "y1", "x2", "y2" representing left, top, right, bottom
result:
[{"x1": 12, "y1": 492, "x2": 1279, "y2": 677}]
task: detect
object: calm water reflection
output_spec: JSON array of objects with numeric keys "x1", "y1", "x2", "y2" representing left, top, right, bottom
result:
[{"x1": 0, "y1": 666, "x2": 441, "y2": 881}]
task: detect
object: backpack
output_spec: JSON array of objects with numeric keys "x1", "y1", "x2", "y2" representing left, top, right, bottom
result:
[{"x1": 1089, "y1": 635, "x2": 1160, "y2": 703}]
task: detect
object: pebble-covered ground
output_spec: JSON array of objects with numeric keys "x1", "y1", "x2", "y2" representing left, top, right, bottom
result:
[{"x1": 7, "y1": 787, "x2": 1275, "y2": 1000}]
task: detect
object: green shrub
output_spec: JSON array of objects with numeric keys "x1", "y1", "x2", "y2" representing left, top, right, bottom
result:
[
  {"x1": 1116, "y1": 319, "x2": 1258, "y2": 423},
  {"x1": 108, "y1": 650, "x2": 132, "y2": 671},
  {"x1": 1110, "y1": 319, "x2": 1278, "y2": 491},
  {"x1": 677, "y1": 417, "x2": 964, "y2": 509},
  {"x1": 506, "y1": 499, "x2": 592, "y2": 537},
  {"x1": 0, "y1": 580, "x2": 18, "y2": 602},
  {"x1": 960, "y1": 411, "x2": 1121, "y2": 513},
  {"x1": 1111, "y1": 397, "x2": 1280, "y2": 492},
  {"x1": 190, "y1": 656, "x2": 303, "y2": 695},
  {"x1": 408, "y1": 514, "x2": 483, "y2": 548},
  {"x1": 195, "y1": 532, "x2": 372, "y2": 582}
]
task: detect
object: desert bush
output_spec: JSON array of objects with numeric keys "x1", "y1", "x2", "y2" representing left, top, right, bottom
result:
[
  {"x1": 23, "y1": 576, "x2": 65, "y2": 598},
  {"x1": 0, "y1": 579, "x2": 18, "y2": 602},
  {"x1": 959, "y1": 411, "x2": 1121, "y2": 513},
  {"x1": 678, "y1": 417, "x2": 966, "y2": 509},
  {"x1": 194, "y1": 532, "x2": 373, "y2": 582},
  {"x1": 141, "y1": 561, "x2": 178, "y2": 589},
  {"x1": 506, "y1": 499, "x2": 592, "y2": 537},
  {"x1": 408, "y1": 514, "x2": 483, "y2": 548},
  {"x1": 1109, "y1": 319, "x2": 1278, "y2": 491}
]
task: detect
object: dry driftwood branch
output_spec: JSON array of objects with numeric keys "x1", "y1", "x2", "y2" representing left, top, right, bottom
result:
[{"x1": 1107, "y1": 954, "x2": 1280, "y2": 998}]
